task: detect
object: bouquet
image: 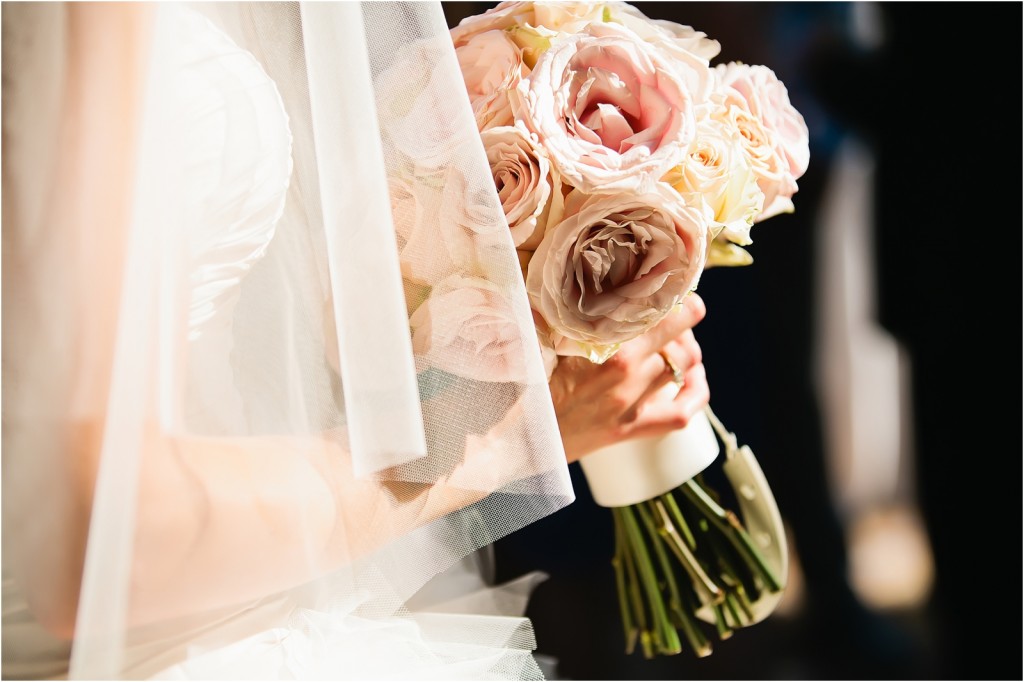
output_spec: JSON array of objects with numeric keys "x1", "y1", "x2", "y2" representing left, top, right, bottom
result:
[{"x1": 450, "y1": 1, "x2": 809, "y2": 658}]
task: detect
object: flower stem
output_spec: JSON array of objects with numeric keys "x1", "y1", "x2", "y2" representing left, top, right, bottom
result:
[
  {"x1": 620, "y1": 505, "x2": 676, "y2": 657},
  {"x1": 612, "y1": 511, "x2": 638, "y2": 655},
  {"x1": 617, "y1": 508, "x2": 651, "y2": 657},
  {"x1": 651, "y1": 498, "x2": 723, "y2": 607},
  {"x1": 711, "y1": 603, "x2": 733, "y2": 640},
  {"x1": 723, "y1": 590, "x2": 746, "y2": 628},
  {"x1": 681, "y1": 480, "x2": 782, "y2": 593},
  {"x1": 638, "y1": 503, "x2": 686, "y2": 655},
  {"x1": 659, "y1": 492, "x2": 696, "y2": 549}
]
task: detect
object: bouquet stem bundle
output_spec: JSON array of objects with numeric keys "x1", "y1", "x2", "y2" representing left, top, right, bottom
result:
[{"x1": 610, "y1": 409, "x2": 783, "y2": 659}]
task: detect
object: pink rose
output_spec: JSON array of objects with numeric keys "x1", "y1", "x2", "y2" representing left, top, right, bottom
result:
[
  {"x1": 605, "y1": 2, "x2": 719, "y2": 99},
  {"x1": 526, "y1": 185, "x2": 708, "y2": 362},
  {"x1": 515, "y1": 22, "x2": 696, "y2": 194},
  {"x1": 390, "y1": 177, "x2": 454, "y2": 286},
  {"x1": 481, "y1": 124, "x2": 564, "y2": 250},
  {"x1": 375, "y1": 37, "x2": 476, "y2": 170},
  {"x1": 439, "y1": 157, "x2": 518, "y2": 274},
  {"x1": 410, "y1": 274, "x2": 532, "y2": 383},
  {"x1": 455, "y1": 30, "x2": 527, "y2": 130},
  {"x1": 450, "y1": 2, "x2": 539, "y2": 48},
  {"x1": 450, "y1": 2, "x2": 605, "y2": 47},
  {"x1": 714, "y1": 62, "x2": 809, "y2": 220},
  {"x1": 393, "y1": 161, "x2": 508, "y2": 287}
]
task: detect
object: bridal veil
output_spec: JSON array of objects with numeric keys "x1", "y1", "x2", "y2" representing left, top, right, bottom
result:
[{"x1": 2, "y1": 2, "x2": 574, "y2": 678}]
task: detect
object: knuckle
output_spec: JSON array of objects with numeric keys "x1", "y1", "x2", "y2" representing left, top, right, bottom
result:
[
  {"x1": 601, "y1": 392, "x2": 631, "y2": 417},
  {"x1": 687, "y1": 293, "x2": 707, "y2": 322},
  {"x1": 601, "y1": 351, "x2": 630, "y2": 377},
  {"x1": 684, "y1": 338, "x2": 702, "y2": 366},
  {"x1": 669, "y1": 411, "x2": 691, "y2": 430}
]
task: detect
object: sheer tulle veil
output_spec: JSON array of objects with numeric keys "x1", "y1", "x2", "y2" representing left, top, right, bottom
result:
[{"x1": 2, "y1": 2, "x2": 575, "y2": 678}]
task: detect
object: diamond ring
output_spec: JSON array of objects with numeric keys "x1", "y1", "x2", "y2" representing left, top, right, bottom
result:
[{"x1": 658, "y1": 350, "x2": 685, "y2": 387}]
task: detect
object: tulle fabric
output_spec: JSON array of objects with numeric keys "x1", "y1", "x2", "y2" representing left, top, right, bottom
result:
[{"x1": 1, "y1": 2, "x2": 574, "y2": 679}]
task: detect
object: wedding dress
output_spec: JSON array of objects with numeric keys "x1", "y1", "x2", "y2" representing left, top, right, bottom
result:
[{"x1": 2, "y1": 2, "x2": 574, "y2": 679}]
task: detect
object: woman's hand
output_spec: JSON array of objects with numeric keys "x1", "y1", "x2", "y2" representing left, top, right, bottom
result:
[{"x1": 549, "y1": 294, "x2": 710, "y2": 463}]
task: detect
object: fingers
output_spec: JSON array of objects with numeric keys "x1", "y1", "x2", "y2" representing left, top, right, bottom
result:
[
  {"x1": 620, "y1": 331, "x2": 702, "y2": 422},
  {"x1": 631, "y1": 293, "x2": 706, "y2": 356},
  {"x1": 624, "y1": 363, "x2": 710, "y2": 439}
]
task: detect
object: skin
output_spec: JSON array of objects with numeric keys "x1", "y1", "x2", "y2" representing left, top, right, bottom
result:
[
  {"x1": 5, "y1": 2, "x2": 711, "y2": 639},
  {"x1": 551, "y1": 293, "x2": 710, "y2": 463}
]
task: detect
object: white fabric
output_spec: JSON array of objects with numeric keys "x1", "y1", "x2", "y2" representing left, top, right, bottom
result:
[{"x1": 1, "y1": 2, "x2": 574, "y2": 679}]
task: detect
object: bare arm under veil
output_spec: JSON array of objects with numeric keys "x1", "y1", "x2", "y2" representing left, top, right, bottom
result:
[{"x1": 2, "y1": 2, "x2": 575, "y2": 679}]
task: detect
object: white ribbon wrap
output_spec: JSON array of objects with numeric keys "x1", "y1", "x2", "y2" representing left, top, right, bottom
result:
[{"x1": 579, "y1": 410, "x2": 719, "y2": 508}]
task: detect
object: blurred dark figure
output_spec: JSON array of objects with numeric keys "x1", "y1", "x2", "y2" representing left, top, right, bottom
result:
[
  {"x1": 442, "y1": 3, "x2": 1020, "y2": 679},
  {"x1": 812, "y1": 3, "x2": 1022, "y2": 680}
]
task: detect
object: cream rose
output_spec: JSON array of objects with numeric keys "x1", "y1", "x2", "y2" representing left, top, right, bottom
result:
[
  {"x1": 410, "y1": 274, "x2": 532, "y2": 383},
  {"x1": 450, "y1": 2, "x2": 538, "y2": 48},
  {"x1": 455, "y1": 30, "x2": 526, "y2": 130},
  {"x1": 451, "y1": 2, "x2": 604, "y2": 48},
  {"x1": 667, "y1": 110, "x2": 764, "y2": 246},
  {"x1": 515, "y1": 21, "x2": 696, "y2": 195},
  {"x1": 481, "y1": 124, "x2": 564, "y2": 250},
  {"x1": 526, "y1": 186, "x2": 708, "y2": 362},
  {"x1": 714, "y1": 62, "x2": 809, "y2": 220}
]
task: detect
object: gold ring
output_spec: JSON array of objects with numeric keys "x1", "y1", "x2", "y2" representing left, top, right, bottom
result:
[{"x1": 658, "y1": 350, "x2": 685, "y2": 387}]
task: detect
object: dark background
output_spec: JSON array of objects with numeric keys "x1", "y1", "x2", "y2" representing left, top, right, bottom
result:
[{"x1": 442, "y1": 3, "x2": 1022, "y2": 680}]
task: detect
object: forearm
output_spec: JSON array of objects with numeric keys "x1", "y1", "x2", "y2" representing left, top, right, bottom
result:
[{"x1": 30, "y1": 420, "x2": 496, "y2": 631}]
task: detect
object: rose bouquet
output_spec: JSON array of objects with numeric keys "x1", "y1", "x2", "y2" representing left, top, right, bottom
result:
[{"x1": 450, "y1": 0, "x2": 809, "y2": 658}]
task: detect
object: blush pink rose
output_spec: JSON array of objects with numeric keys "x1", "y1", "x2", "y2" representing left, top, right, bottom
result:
[
  {"x1": 714, "y1": 62, "x2": 809, "y2": 220},
  {"x1": 481, "y1": 124, "x2": 564, "y2": 250},
  {"x1": 439, "y1": 157, "x2": 517, "y2": 275},
  {"x1": 515, "y1": 21, "x2": 696, "y2": 195},
  {"x1": 410, "y1": 274, "x2": 532, "y2": 383},
  {"x1": 526, "y1": 185, "x2": 708, "y2": 362},
  {"x1": 456, "y1": 30, "x2": 527, "y2": 130},
  {"x1": 450, "y1": 2, "x2": 605, "y2": 48},
  {"x1": 604, "y1": 2, "x2": 719, "y2": 100},
  {"x1": 450, "y1": 2, "x2": 540, "y2": 48},
  {"x1": 393, "y1": 162, "x2": 507, "y2": 288},
  {"x1": 391, "y1": 177, "x2": 454, "y2": 286}
]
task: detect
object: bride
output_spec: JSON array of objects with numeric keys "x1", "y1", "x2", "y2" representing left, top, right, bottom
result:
[{"x1": 1, "y1": 3, "x2": 709, "y2": 679}]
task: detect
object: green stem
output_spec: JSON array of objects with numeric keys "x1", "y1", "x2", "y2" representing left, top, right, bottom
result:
[
  {"x1": 681, "y1": 480, "x2": 783, "y2": 593},
  {"x1": 669, "y1": 549, "x2": 715, "y2": 658},
  {"x1": 620, "y1": 505, "x2": 675, "y2": 656},
  {"x1": 703, "y1": 516, "x2": 759, "y2": 600},
  {"x1": 723, "y1": 591, "x2": 746, "y2": 628},
  {"x1": 652, "y1": 499, "x2": 723, "y2": 607},
  {"x1": 612, "y1": 511, "x2": 638, "y2": 655},
  {"x1": 617, "y1": 508, "x2": 651, "y2": 657},
  {"x1": 712, "y1": 603, "x2": 733, "y2": 640},
  {"x1": 637, "y1": 503, "x2": 683, "y2": 655},
  {"x1": 660, "y1": 492, "x2": 696, "y2": 549}
]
